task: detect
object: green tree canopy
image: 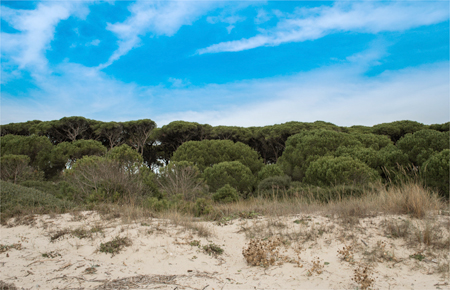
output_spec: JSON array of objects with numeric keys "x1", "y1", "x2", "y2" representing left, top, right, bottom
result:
[
  {"x1": 30, "y1": 116, "x2": 98, "y2": 144},
  {"x1": 304, "y1": 156, "x2": 380, "y2": 186},
  {"x1": 93, "y1": 121, "x2": 125, "y2": 149},
  {"x1": 203, "y1": 161, "x2": 255, "y2": 196},
  {"x1": 257, "y1": 164, "x2": 285, "y2": 181},
  {"x1": 372, "y1": 120, "x2": 427, "y2": 143},
  {"x1": 422, "y1": 149, "x2": 449, "y2": 198},
  {"x1": 429, "y1": 122, "x2": 449, "y2": 132},
  {"x1": 122, "y1": 119, "x2": 157, "y2": 156},
  {"x1": 50, "y1": 140, "x2": 107, "y2": 175},
  {"x1": 0, "y1": 134, "x2": 53, "y2": 174},
  {"x1": 0, "y1": 154, "x2": 32, "y2": 184},
  {"x1": 154, "y1": 121, "x2": 212, "y2": 164},
  {"x1": 172, "y1": 139, "x2": 263, "y2": 174},
  {"x1": 277, "y1": 130, "x2": 362, "y2": 181},
  {"x1": 0, "y1": 120, "x2": 41, "y2": 136},
  {"x1": 396, "y1": 129, "x2": 449, "y2": 166}
]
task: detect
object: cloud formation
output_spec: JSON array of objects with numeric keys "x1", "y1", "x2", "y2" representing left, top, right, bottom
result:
[
  {"x1": 99, "y1": 1, "x2": 217, "y2": 69},
  {"x1": 1, "y1": 2, "x2": 89, "y2": 73},
  {"x1": 198, "y1": 2, "x2": 449, "y2": 54}
]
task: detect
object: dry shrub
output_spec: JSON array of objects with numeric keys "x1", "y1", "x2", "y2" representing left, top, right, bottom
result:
[
  {"x1": 242, "y1": 237, "x2": 284, "y2": 267},
  {"x1": 307, "y1": 256, "x2": 324, "y2": 276},
  {"x1": 383, "y1": 218, "x2": 410, "y2": 238},
  {"x1": 363, "y1": 241, "x2": 397, "y2": 264},
  {"x1": 378, "y1": 183, "x2": 441, "y2": 218},
  {"x1": 412, "y1": 220, "x2": 450, "y2": 249},
  {"x1": 159, "y1": 210, "x2": 213, "y2": 238},
  {"x1": 337, "y1": 244, "x2": 355, "y2": 263},
  {"x1": 352, "y1": 263, "x2": 375, "y2": 290},
  {"x1": 0, "y1": 281, "x2": 17, "y2": 290}
]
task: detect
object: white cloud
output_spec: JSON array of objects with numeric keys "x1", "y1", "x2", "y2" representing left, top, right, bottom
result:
[
  {"x1": 1, "y1": 2, "x2": 89, "y2": 73},
  {"x1": 207, "y1": 14, "x2": 246, "y2": 34},
  {"x1": 155, "y1": 62, "x2": 449, "y2": 127},
  {"x1": 198, "y1": 2, "x2": 449, "y2": 54},
  {"x1": 99, "y1": 1, "x2": 218, "y2": 69},
  {"x1": 1, "y1": 51, "x2": 447, "y2": 128}
]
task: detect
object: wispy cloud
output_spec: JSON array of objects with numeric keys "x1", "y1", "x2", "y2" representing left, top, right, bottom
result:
[
  {"x1": 2, "y1": 45, "x2": 447, "y2": 127},
  {"x1": 1, "y1": 2, "x2": 89, "y2": 74},
  {"x1": 198, "y1": 2, "x2": 449, "y2": 54},
  {"x1": 98, "y1": 1, "x2": 217, "y2": 69},
  {"x1": 155, "y1": 62, "x2": 449, "y2": 127}
]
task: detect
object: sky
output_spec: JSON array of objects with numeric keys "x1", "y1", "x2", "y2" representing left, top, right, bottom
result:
[{"x1": 1, "y1": 0, "x2": 449, "y2": 127}]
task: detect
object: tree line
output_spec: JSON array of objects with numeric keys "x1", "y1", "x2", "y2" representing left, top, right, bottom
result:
[{"x1": 1, "y1": 117, "x2": 448, "y2": 205}]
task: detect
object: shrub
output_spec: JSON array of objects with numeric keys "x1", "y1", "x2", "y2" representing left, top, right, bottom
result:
[
  {"x1": 193, "y1": 198, "x2": 213, "y2": 217},
  {"x1": 257, "y1": 164, "x2": 284, "y2": 181},
  {"x1": 304, "y1": 156, "x2": 380, "y2": 187},
  {"x1": 172, "y1": 139, "x2": 264, "y2": 174},
  {"x1": 157, "y1": 161, "x2": 205, "y2": 201},
  {"x1": 277, "y1": 130, "x2": 362, "y2": 181},
  {"x1": 204, "y1": 161, "x2": 255, "y2": 197},
  {"x1": 422, "y1": 150, "x2": 449, "y2": 198},
  {"x1": 258, "y1": 175, "x2": 292, "y2": 195},
  {"x1": 65, "y1": 155, "x2": 147, "y2": 203},
  {"x1": 397, "y1": 129, "x2": 449, "y2": 166},
  {"x1": 212, "y1": 184, "x2": 240, "y2": 203},
  {"x1": 18, "y1": 180, "x2": 77, "y2": 200},
  {"x1": 0, "y1": 154, "x2": 39, "y2": 184},
  {"x1": 0, "y1": 181, "x2": 75, "y2": 223}
]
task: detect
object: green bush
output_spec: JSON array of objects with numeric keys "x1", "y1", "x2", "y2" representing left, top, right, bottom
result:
[
  {"x1": 193, "y1": 198, "x2": 213, "y2": 217},
  {"x1": 287, "y1": 184, "x2": 366, "y2": 203},
  {"x1": 277, "y1": 130, "x2": 362, "y2": 181},
  {"x1": 144, "y1": 197, "x2": 171, "y2": 212},
  {"x1": 422, "y1": 149, "x2": 449, "y2": 198},
  {"x1": 258, "y1": 175, "x2": 291, "y2": 191},
  {"x1": 397, "y1": 129, "x2": 449, "y2": 166},
  {"x1": 0, "y1": 154, "x2": 40, "y2": 183},
  {"x1": 18, "y1": 180, "x2": 77, "y2": 200},
  {"x1": 212, "y1": 184, "x2": 240, "y2": 203},
  {"x1": 204, "y1": 161, "x2": 255, "y2": 197},
  {"x1": 257, "y1": 164, "x2": 284, "y2": 181},
  {"x1": 0, "y1": 181, "x2": 75, "y2": 223},
  {"x1": 172, "y1": 139, "x2": 264, "y2": 174},
  {"x1": 304, "y1": 156, "x2": 380, "y2": 187}
]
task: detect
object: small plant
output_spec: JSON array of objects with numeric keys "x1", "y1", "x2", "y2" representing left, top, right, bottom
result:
[
  {"x1": 189, "y1": 240, "x2": 201, "y2": 247},
  {"x1": 337, "y1": 244, "x2": 354, "y2": 263},
  {"x1": 383, "y1": 219, "x2": 410, "y2": 238},
  {"x1": 239, "y1": 211, "x2": 259, "y2": 219},
  {"x1": 99, "y1": 236, "x2": 132, "y2": 256},
  {"x1": 50, "y1": 229, "x2": 70, "y2": 242},
  {"x1": 71, "y1": 228, "x2": 91, "y2": 239},
  {"x1": 409, "y1": 251, "x2": 425, "y2": 261},
  {"x1": 352, "y1": 264, "x2": 375, "y2": 290},
  {"x1": 202, "y1": 243, "x2": 224, "y2": 256},
  {"x1": 307, "y1": 256, "x2": 324, "y2": 276},
  {"x1": 41, "y1": 251, "x2": 61, "y2": 258},
  {"x1": 84, "y1": 264, "x2": 99, "y2": 274},
  {"x1": 0, "y1": 243, "x2": 22, "y2": 253}
]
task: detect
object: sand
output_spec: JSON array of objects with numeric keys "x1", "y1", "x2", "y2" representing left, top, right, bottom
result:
[{"x1": 1, "y1": 211, "x2": 449, "y2": 290}]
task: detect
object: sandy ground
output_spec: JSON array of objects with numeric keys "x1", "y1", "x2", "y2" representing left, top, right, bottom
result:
[{"x1": 1, "y1": 211, "x2": 449, "y2": 290}]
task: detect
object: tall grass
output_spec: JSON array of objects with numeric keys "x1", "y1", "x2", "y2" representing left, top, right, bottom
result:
[{"x1": 1, "y1": 178, "x2": 444, "y2": 226}]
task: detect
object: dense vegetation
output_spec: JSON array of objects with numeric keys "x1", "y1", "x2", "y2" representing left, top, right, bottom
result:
[{"x1": 0, "y1": 117, "x2": 448, "y2": 221}]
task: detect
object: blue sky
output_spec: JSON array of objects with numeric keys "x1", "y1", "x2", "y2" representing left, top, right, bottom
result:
[{"x1": 1, "y1": 1, "x2": 449, "y2": 127}]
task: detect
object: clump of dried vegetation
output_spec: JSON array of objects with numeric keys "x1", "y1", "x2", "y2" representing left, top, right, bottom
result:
[
  {"x1": 242, "y1": 237, "x2": 285, "y2": 267},
  {"x1": 352, "y1": 263, "x2": 375, "y2": 290},
  {"x1": 99, "y1": 236, "x2": 132, "y2": 256}
]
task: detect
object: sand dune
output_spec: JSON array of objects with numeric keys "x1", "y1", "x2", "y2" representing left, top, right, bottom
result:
[{"x1": 1, "y1": 211, "x2": 449, "y2": 289}]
